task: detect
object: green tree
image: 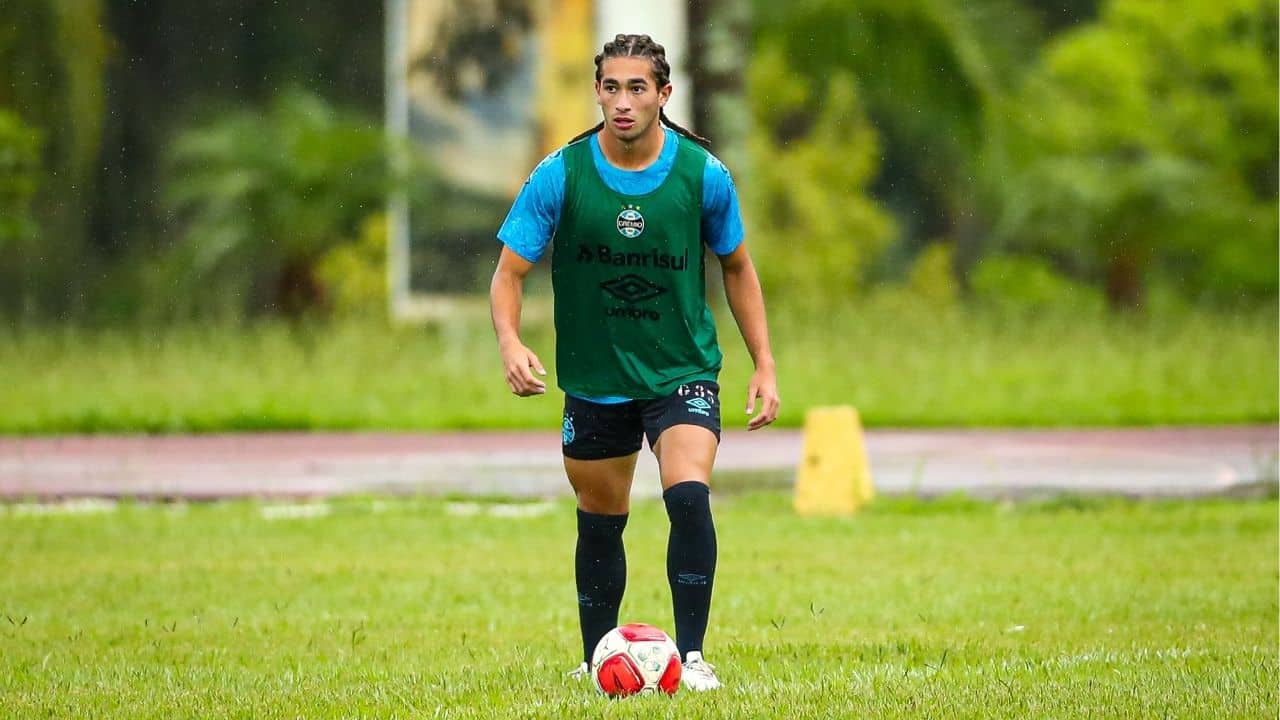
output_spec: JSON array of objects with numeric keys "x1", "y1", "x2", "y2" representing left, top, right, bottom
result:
[
  {"x1": 0, "y1": 0, "x2": 108, "y2": 188},
  {"x1": 744, "y1": 45, "x2": 895, "y2": 300},
  {"x1": 0, "y1": 109, "x2": 42, "y2": 245},
  {"x1": 997, "y1": 0, "x2": 1278, "y2": 307},
  {"x1": 163, "y1": 90, "x2": 411, "y2": 318},
  {"x1": 749, "y1": 0, "x2": 1041, "y2": 284},
  {"x1": 0, "y1": 0, "x2": 110, "y2": 318}
]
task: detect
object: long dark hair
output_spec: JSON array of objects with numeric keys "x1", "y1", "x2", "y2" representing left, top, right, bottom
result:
[{"x1": 568, "y1": 33, "x2": 710, "y2": 149}]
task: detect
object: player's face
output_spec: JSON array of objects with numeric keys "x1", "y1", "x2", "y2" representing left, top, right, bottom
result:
[{"x1": 595, "y1": 56, "x2": 670, "y2": 143}]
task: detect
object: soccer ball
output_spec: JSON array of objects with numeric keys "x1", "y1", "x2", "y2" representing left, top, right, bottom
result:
[{"x1": 591, "y1": 623, "x2": 682, "y2": 697}]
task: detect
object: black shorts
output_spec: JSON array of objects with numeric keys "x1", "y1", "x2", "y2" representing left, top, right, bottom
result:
[{"x1": 561, "y1": 380, "x2": 722, "y2": 460}]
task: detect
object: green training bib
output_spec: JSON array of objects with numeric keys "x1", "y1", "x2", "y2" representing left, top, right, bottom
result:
[{"x1": 551, "y1": 133, "x2": 722, "y2": 398}]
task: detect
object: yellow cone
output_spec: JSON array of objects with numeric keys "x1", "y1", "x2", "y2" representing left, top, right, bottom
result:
[{"x1": 794, "y1": 406, "x2": 875, "y2": 516}]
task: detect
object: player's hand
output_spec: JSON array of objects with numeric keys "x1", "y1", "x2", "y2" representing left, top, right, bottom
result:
[
  {"x1": 500, "y1": 340, "x2": 547, "y2": 397},
  {"x1": 745, "y1": 364, "x2": 779, "y2": 430}
]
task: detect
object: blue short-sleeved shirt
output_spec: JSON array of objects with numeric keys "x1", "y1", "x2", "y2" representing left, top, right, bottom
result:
[
  {"x1": 497, "y1": 127, "x2": 745, "y2": 405},
  {"x1": 498, "y1": 127, "x2": 744, "y2": 263}
]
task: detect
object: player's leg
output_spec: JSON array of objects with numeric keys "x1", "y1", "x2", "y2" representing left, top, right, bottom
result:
[
  {"x1": 565, "y1": 454, "x2": 637, "y2": 514},
  {"x1": 562, "y1": 396, "x2": 644, "y2": 667},
  {"x1": 642, "y1": 381, "x2": 723, "y2": 689},
  {"x1": 653, "y1": 428, "x2": 718, "y2": 661}
]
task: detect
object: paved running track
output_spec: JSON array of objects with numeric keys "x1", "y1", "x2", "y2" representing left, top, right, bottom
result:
[{"x1": 0, "y1": 426, "x2": 1274, "y2": 501}]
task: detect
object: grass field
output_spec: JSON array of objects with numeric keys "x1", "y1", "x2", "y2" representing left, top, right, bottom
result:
[
  {"x1": 1, "y1": 301, "x2": 1275, "y2": 433},
  {"x1": 1, "y1": 492, "x2": 1275, "y2": 718}
]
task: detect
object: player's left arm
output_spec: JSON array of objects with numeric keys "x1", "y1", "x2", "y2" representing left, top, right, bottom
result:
[
  {"x1": 702, "y1": 155, "x2": 779, "y2": 429},
  {"x1": 718, "y1": 244, "x2": 779, "y2": 430}
]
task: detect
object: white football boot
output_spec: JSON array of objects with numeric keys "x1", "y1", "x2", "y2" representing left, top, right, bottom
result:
[
  {"x1": 681, "y1": 651, "x2": 722, "y2": 691},
  {"x1": 567, "y1": 661, "x2": 589, "y2": 680}
]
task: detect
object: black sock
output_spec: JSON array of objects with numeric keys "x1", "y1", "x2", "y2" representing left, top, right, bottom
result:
[
  {"x1": 575, "y1": 509, "x2": 629, "y2": 664},
  {"x1": 663, "y1": 481, "x2": 717, "y2": 661}
]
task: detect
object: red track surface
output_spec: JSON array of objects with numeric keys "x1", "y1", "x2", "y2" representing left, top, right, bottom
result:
[{"x1": 0, "y1": 426, "x2": 1274, "y2": 500}]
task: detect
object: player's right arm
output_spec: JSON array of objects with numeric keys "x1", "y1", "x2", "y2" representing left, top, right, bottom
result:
[
  {"x1": 490, "y1": 149, "x2": 565, "y2": 397},
  {"x1": 490, "y1": 247, "x2": 547, "y2": 396}
]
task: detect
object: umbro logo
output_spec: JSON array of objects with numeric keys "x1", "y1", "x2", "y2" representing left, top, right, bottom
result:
[
  {"x1": 600, "y1": 274, "x2": 666, "y2": 304},
  {"x1": 686, "y1": 398, "x2": 712, "y2": 416}
]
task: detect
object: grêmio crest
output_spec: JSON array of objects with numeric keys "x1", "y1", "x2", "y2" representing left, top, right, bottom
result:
[{"x1": 616, "y1": 204, "x2": 644, "y2": 238}]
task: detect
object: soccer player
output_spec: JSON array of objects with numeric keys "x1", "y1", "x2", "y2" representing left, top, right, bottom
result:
[{"x1": 490, "y1": 33, "x2": 779, "y2": 692}]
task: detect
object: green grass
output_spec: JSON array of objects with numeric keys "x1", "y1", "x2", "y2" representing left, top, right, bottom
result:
[
  {"x1": 0, "y1": 300, "x2": 1275, "y2": 433},
  {"x1": 0, "y1": 493, "x2": 1275, "y2": 718}
]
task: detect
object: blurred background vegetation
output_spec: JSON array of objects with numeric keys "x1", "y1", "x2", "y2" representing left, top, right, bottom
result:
[{"x1": 0, "y1": 0, "x2": 1275, "y2": 430}]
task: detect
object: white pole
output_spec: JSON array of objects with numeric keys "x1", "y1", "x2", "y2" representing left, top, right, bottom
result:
[
  {"x1": 594, "y1": 0, "x2": 693, "y2": 130},
  {"x1": 385, "y1": 0, "x2": 411, "y2": 320}
]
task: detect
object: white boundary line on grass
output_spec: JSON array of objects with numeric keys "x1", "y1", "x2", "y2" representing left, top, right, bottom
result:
[
  {"x1": 445, "y1": 501, "x2": 557, "y2": 518},
  {"x1": 6, "y1": 499, "x2": 119, "y2": 516},
  {"x1": 259, "y1": 503, "x2": 332, "y2": 520}
]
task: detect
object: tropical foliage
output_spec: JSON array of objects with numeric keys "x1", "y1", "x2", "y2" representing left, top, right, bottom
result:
[
  {"x1": 0, "y1": 0, "x2": 110, "y2": 319},
  {"x1": 996, "y1": 0, "x2": 1279, "y2": 306},
  {"x1": 743, "y1": 44, "x2": 895, "y2": 299},
  {"x1": 748, "y1": 0, "x2": 1039, "y2": 283},
  {"x1": 0, "y1": 110, "x2": 42, "y2": 248},
  {"x1": 162, "y1": 91, "x2": 405, "y2": 317}
]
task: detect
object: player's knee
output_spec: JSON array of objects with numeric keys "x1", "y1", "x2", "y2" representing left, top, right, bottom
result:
[
  {"x1": 576, "y1": 489, "x2": 630, "y2": 516},
  {"x1": 576, "y1": 507, "x2": 629, "y2": 539},
  {"x1": 662, "y1": 480, "x2": 711, "y2": 526}
]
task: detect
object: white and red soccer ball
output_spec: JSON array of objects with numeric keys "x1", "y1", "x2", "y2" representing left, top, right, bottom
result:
[{"x1": 591, "y1": 623, "x2": 682, "y2": 697}]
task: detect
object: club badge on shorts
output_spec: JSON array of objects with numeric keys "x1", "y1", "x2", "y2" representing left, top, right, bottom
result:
[{"x1": 562, "y1": 413, "x2": 576, "y2": 445}]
